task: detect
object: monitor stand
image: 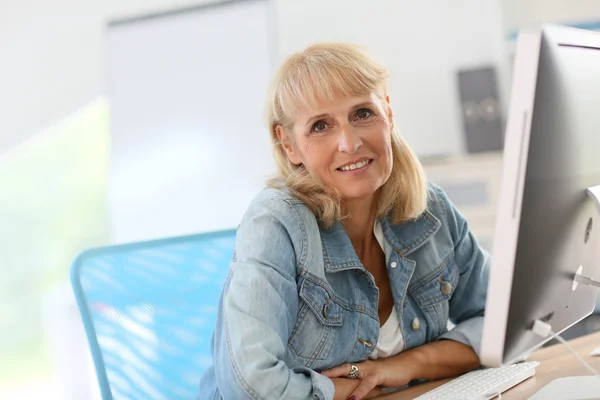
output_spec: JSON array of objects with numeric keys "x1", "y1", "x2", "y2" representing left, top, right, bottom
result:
[
  {"x1": 529, "y1": 376, "x2": 600, "y2": 400},
  {"x1": 529, "y1": 186, "x2": 600, "y2": 399}
]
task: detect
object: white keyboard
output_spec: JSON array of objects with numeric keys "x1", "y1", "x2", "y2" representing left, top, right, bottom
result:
[{"x1": 415, "y1": 361, "x2": 540, "y2": 400}]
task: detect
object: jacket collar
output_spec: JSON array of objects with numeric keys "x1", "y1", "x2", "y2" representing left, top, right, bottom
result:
[{"x1": 320, "y1": 210, "x2": 441, "y2": 272}]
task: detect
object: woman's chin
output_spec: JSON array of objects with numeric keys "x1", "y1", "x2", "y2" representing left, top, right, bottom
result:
[{"x1": 338, "y1": 185, "x2": 381, "y2": 202}]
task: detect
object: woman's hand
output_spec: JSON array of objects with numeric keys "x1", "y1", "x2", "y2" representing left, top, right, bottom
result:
[
  {"x1": 322, "y1": 355, "x2": 417, "y2": 400},
  {"x1": 322, "y1": 340, "x2": 480, "y2": 400}
]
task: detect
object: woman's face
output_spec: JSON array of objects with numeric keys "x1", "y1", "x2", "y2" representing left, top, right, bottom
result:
[{"x1": 277, "y1": 93, "x2": 394, "y2": 201}]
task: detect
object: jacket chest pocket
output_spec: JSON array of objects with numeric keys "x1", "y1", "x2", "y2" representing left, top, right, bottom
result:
[
  {"x1": 410, "y1": 259, "x2": 459, "y2": 340},
  {"x1": 288, "y1": 278, "x2": 343, "y2": 367}
]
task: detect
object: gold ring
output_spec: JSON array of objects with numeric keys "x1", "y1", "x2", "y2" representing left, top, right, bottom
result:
[{"x1": 346, "y1": 364, "x2": 359, "y2": 379}]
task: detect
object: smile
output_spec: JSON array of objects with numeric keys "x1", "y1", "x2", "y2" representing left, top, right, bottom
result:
[{"x1": 337, "y1": 159, "x2": 373, "y2": 171}]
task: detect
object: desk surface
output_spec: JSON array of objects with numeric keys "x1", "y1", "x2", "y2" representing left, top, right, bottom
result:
[{"x1": 379, "y1": 330, "x2": 600, "y2": 400}]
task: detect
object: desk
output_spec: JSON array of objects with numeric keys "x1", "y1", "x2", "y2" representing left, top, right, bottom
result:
[{"x1": 379, "y1": 331, "x2": 600, "y2": 399}]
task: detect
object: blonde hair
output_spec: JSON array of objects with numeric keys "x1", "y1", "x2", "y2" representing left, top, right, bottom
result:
[{"x1": 266, "y1": 43, "x2": 428, "y2": 228}]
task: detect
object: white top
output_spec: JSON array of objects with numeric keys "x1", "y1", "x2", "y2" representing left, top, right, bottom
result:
[{"x1": 368, "y1": 221, "x2": 405, "y2": 360}]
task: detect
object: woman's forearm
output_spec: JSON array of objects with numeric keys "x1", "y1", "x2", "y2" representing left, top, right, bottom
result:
[{"x1": 385, "y1": 340, "x2": 480, "y2": 382}]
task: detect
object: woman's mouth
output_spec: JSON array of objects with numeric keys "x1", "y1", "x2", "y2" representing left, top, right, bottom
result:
[{"x1": 337, "y1": 159, "x2": 373, "y2": 172}]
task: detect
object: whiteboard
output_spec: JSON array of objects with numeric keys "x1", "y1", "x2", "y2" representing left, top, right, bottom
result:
[{"x1": 107, "y1": 0, "x2": 275, "y2": 244}]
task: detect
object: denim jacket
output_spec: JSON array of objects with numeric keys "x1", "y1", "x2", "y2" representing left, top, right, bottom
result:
[{"x1": 198, "y1": 182, "x2": 489, "y2": 400}]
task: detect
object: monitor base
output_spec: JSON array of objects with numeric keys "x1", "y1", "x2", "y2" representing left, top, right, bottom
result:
[{"x1": 529, "y1": 376, "x2": 600, "y2": 399}]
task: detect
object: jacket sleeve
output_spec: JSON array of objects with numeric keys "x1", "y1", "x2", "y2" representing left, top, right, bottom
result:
[
  {"x1": 432, "y1": 184, "x2": 490, "y2": 357},
  {"x1": 212, "y1": 195, "x2": 334, "y2": 399}
]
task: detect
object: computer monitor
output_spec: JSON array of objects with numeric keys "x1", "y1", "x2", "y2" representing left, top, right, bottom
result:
[{"x1": 480, "y1": 24, "x2": 600, "y2": 368}]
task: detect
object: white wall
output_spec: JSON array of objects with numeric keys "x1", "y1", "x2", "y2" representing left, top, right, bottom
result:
[
  {"x1": 0, "y1": 0, "x2": 202, "y2": 155},
  {"x1": 503, "y1": 0, "x2": 600, "y2": 32}
]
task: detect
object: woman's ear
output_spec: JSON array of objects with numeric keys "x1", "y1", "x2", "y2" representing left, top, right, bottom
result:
[
  {"x1": 385, "y1": 94, "x2": 394, "y2": 120},
  {"x1": 276, "y1": 125, "x2": 302, "y2": 165}
]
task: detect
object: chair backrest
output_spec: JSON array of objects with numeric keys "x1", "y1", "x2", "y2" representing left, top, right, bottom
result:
[{"x1": 71, "y1": 229, "x2": 236, "y2": 399}]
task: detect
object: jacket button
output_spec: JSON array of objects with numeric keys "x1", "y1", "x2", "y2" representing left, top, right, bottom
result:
[
  {"x1": 440, "y1": 281, "x2": 452, "y2": 296},
  {"x1": 411, "y1": 317, "x2": 421, "y2": 331},
  {"x1": 322, "y1": 302, "x2": 329, "y2": 319},
  {"x1": 390, "y1": 261, "x2": 398, "y2": 269}
]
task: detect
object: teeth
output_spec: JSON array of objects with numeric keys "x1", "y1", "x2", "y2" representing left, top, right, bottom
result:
[{"x1": 340, "y1": 159, "x2": 369, "y2": 171}]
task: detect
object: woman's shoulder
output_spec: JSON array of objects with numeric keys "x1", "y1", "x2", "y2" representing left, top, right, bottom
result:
[
  {"x1": 241, "y1": 185, "x2": 318, "y2": 233},
  {"x1": 425, "y1": 181, "x2": 470, "y2": 245},
  {"x1": 251, "y1": 185, "x2": 299, "y2": 205},
  {"x1": 425, "y1": 181, "x2": 455, "y2": 220},
  {"x1": 247, "y1": 185, "x2": 309, "y2": 213},
  {"x1": 235, "y1": 186, "x2": 317, "y2": 267}
]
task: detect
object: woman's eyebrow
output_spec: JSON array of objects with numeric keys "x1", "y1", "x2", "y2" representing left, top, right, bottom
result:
[
  {"x1": 350, "y1": 101, "x2": 377, "y2": 111},
  {"x1": 304, "y1": 113, "x2": 331, "y2": 128},
  {"x1": 303, "y1": 101, "x2": 377, "y2": 127}
]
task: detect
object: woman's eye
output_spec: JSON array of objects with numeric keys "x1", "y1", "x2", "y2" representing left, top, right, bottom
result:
[
  {"x1": 355, "y1": 108, "x2": 373, "y2": 120},
  {"x1": 311, "y1": 121, "x2": 328, "y2": 133}
]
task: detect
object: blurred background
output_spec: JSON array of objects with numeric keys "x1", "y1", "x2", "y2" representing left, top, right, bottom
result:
[{"x1": 1, "y1": 0, "x2": 600, "y2": 398}]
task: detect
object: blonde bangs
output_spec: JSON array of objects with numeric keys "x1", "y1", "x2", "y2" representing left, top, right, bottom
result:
[{"x1": 275, "y1": 43, "x2": 389, "y2": 124}]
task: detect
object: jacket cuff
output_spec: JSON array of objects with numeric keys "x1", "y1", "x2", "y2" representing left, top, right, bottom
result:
[
  {"x1": 437, "y1": 316, "x2": 484, "y2": 357},
  {"x1": 292, "y1": 366, "x2": 335, "y2": 400}
]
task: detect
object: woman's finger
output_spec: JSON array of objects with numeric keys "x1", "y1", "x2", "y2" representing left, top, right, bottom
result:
[
  {"x1": 320, "y1": 362, "x2": 353, "y2": 378},
  {"x1": 349, "y1": 375, "x2": 379, "y2": 400}
]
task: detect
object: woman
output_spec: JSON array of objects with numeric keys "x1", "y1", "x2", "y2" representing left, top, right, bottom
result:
[{"x1": 199, "y1": 43, "x2": 489, "y2": 400}]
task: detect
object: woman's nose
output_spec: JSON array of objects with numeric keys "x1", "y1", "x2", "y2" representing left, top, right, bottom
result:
[{"x1": 337, "y1": 127, "x2": 362, "y2": 154}]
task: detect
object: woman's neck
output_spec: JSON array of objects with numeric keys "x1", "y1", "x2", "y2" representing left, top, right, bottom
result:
[{"x1": 341, "y1": 193, "x2": 380, "y2": 259}]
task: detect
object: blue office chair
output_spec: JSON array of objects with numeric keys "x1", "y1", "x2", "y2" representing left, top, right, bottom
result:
[{"x1": 70, "y1": 229, "x2": 236, "y2": 399}]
